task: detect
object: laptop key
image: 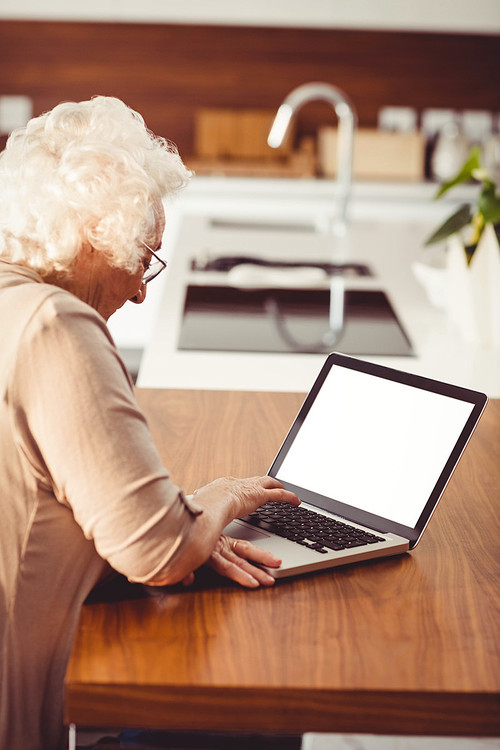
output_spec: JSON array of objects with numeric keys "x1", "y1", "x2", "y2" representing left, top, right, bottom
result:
[
  {"x1": 243, "y1": 505, "x2": 386, "y2": 551},
  {"x1": 323, "y1": 541, "x2": 347, "y2": 551}
]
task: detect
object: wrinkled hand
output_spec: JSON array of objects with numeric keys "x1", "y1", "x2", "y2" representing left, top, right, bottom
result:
[
  {"x1": 183, "y1": 535, "x2": 282, "y2": 588},
  {"x1": 180, "y1": 475, "x2": 299, "y2": 588},
  {"x1": 194, "y1": 475, "x2": 300, "y2": 521}
]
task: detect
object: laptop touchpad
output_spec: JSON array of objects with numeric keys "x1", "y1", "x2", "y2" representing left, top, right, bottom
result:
[{"x1": 225, "y1": 520, "x2": 270, "y2": 542}]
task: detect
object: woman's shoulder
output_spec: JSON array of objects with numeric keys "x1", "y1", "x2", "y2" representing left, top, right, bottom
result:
[
  {"x1": 31, "y1": 288, "x2": 114, "y2": 357},
  {"x1": 1, "y1": 260, "x2": 104, "y2": 324},
  {"x1": 37, "y1": 282, "x2": 105, "y2": 324},
  {"x1": 2, "y1": 266, "x2": 106, "y2": 347},
  {"x1": 7, "y1": 277, "x2": 113, "y2": 358}
]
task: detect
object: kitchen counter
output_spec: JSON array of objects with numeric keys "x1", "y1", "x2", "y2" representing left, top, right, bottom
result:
[{"x1": 133, "y1": 177, "x2": 500, "y2": 396}]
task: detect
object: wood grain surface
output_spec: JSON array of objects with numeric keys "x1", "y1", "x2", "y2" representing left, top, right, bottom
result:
[{"x1": 65, "y1": 391, "x2": 500, "y2": 736}]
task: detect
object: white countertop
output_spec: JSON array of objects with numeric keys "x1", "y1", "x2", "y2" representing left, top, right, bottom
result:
[{"x1": 133, "y1": 177, "x2": 500, "y2": 397}]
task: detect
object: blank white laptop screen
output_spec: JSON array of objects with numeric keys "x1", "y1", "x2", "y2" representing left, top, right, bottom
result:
[{"x1": 275, "y1": 364, "x2": 475, "y2": 528}]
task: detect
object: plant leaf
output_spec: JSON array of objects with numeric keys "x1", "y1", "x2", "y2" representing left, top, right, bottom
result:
[
  {"x1": 478, "y1": 182, "x2": 500, "y2": 224},
  {"x1": 434, "y1": 146, "x2": 481, "y2": 199},
  {"x1": 424, "y1": 204, "x2": 473, "y2": 245}
]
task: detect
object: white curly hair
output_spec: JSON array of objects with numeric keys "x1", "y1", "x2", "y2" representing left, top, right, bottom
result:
[{"x1": 0, "y1": 96, "x2": 191, "y2": 275}]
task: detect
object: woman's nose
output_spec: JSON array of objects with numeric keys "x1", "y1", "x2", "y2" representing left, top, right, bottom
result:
[{"x1": 130, "y1": 283, "x2": 147, "y2": 305}]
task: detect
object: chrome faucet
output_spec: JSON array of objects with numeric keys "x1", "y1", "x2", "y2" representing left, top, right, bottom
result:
[
  {"x1": 268, "y1": 83, "x2": 358, "y2": 347},
  {"x1": 268, "y1": 82, "x2": 357, "y2": 241}
]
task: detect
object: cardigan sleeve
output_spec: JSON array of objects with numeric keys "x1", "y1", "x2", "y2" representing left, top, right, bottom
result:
[{"x1": 9, "y1": 289, "x2": 203, "y2": 583}]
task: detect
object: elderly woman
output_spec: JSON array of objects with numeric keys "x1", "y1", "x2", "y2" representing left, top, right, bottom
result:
[{"x1": 0, "y1": 96, "x2": 299, "y2": 750}]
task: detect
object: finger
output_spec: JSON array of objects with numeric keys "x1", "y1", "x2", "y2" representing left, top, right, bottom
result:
[
  {"x1": 181, "y1": 572, "x2": 195, "y2": 587},
  {"x1": 236, "y1": 560, "x2": 276, "y2": 587},
  {"x1": 224, "y1": 540, "x2": 278, "y2": 585},
  {"x1": 267, "y1": 488, "x2": 301, "y2": 506},
  {"x1": 230, "y1": 538, "x2": 282, "y2": 568},
  {"x1": 209, "y1": 538, "x2": 277, "y2": 587},
  {"x1": 258, "y1": 477, "x2": 301, "y2": 506},
  {"x1": 259, "y1": 476, "x2": 286, "y2": 489},
  {"x1": 208, "y1": 552, "x2": 262, "y2": 588}
]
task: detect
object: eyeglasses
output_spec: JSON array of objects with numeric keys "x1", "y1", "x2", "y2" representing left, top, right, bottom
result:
[{"x1": 142, "y1": 242, "x2": 167, "y2": 284}]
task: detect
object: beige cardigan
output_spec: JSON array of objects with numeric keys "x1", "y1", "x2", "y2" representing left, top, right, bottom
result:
[{"x1": 0, "y1": 260, "x2": 201, "y2": 750}]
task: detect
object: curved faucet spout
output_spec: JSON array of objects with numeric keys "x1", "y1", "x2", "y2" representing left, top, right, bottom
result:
[{"x1": 268, "y1": 82, "x2": 357, "y2": 237}]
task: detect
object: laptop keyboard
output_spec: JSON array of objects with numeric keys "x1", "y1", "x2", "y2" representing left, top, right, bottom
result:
[{"x1": 241, "y1": 501, "x2": 385, "y2": 554}]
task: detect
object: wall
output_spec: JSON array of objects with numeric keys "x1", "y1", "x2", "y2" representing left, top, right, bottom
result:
[
  {"x1": 1, "y1": 0, "x2": 500, "y2": 34},
  {"x1": 0, "y1": 20, "x2": 499, "y2": 158}
]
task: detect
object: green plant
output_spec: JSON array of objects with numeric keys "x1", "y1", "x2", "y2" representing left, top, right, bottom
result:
[{"x1": 424, "y1": 146, "x2": 500, "y2": 263}]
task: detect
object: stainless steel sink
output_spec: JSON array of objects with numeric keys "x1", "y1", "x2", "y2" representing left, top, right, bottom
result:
[{"x1": 178, "y1": 286, "x2": 414, "y2": 356}]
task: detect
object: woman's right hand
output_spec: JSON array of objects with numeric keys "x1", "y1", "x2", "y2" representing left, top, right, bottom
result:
[
  {"x1": 147, "y1": 476, "x2": 299, "y2": 588},
  {"x1": 192, "y1": 475, "x2": 300, "y2": 522}
]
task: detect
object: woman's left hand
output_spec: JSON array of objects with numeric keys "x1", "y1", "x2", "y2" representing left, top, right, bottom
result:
[{"x1": 182, "y1": 535, "x2": 281, "y2": 588}]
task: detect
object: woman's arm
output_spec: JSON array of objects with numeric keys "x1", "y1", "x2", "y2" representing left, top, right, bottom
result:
[{"x1": 11, "y1": 290, "x2": 298, "y2": 588}]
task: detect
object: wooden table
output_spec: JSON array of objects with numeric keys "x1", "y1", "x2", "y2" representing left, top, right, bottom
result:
[{"x1": 65, "y1": 391, "x2": 500, "y2": 738}]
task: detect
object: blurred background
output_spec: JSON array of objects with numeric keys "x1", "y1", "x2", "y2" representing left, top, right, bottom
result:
[
  {"x1": 1, "y1": 1, "x2": 499, "y2": 393},
  {"x1": 1, "y1": 0, "x2": 499, "y2": 180}
]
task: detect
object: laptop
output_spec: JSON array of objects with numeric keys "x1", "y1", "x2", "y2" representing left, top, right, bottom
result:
[{"x1": 224, "y1": 352, "x2": 487, "y2": 578}]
